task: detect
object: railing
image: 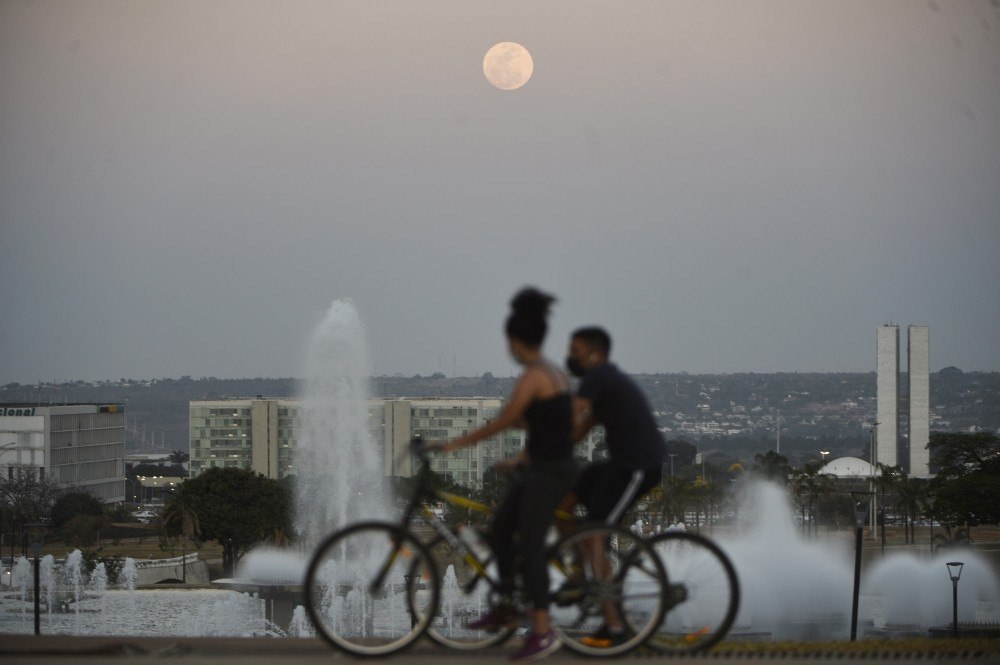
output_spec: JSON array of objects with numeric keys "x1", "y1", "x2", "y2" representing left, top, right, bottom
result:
[{"x1": 133, "y1": 553, "x2": 200, "y2": 568}]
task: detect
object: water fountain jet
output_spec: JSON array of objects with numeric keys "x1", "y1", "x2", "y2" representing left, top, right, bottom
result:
[{"x1": 214, "y1": 299, "x2": 389, "y2": 632}]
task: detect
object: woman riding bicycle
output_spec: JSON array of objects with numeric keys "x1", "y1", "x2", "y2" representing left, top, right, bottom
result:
[{"x1": 433, "y1": 287, "x2": 576, "y2": 662}]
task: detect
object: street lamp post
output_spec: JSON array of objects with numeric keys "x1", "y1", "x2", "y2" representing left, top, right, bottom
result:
[
  {"x1": 849, "y1": 491, "x2": 873, "y2": 641},
  {"x1": 125, "y1": 477, "x2": 141, "y2": 509},
  {"x1": 775, "y1": 412, "x2": 782, "y2": 454},
  {"x1": 24, "y1": 523, "x2": 47, "y2": 636},
  {"x1": 668, "y1": 454, "x2": 677, "y2": 478},
  {"x1": 869, "y1": 423, "x2": 878, "y2": 541},
  {"x1": 946, "y1": 561, "x2": 964, "y2": 638}
]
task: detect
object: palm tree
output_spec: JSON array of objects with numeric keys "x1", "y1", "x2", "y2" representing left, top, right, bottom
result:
[
  {"x1": 690, "y1": 476, "x2": 719, "y2": 533},
  {"x1": 894, "y1": 474, "x2": 928, "y2": 544},
  {"x1": 162, "y1": 491, "x2": 200, "y2": 583},
  {"x1": 874, "y1": 464, "x2": 903, "y2": 543},
  {"x1": 168, "y1": 450, "x2": 190, "y2": 466},
  {"x1": 752, "y1": 450, "x2": 792, "y2": 485},
  {"x1": 660, "y1": 475, "x2": 696, "y2": 526},
  {"x1": 793, "y1": 462, "x2": 835, "y2": 537}
]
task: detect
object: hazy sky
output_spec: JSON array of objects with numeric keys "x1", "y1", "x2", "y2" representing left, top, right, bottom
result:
[{"x1": 2, "y1": 0, "x2": 998, "y2": 384}]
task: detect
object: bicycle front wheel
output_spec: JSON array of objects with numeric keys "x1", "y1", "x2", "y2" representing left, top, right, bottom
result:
[
  {"x1": 647, "y1": 530, "x2": 739, "y2": 653},
  {"x1": 419, "y1": 533, "x2": 516, "y2": 650},
  {"x1": 305, "y1": 521, "x2": 440, "y2": 657},
  {"x1": 548, "y1": 524, "x2": 667, "y2": 657}
]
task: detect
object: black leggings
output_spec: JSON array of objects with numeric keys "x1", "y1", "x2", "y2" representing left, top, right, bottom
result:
[{"x1": 488, "y1": 459, "x2": 578, "y2": 610}]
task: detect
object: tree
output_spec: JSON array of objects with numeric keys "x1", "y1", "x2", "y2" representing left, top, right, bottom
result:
[
  {"x1": 132, "y1": 463, "x2": 186, "y2": 477},
  {"x1": 63, "y1": 514, "x2": 108, "y2": 548},
  {"x1": 161, "y1": 491, "x2": 200, "y2": 580},
  {"x1": 162, "y1": 467, "x2": 292, "y2": 576},
  {"x1": 930, "y1": 431, "x2": 1000, "y2": 475},
  {"x1": 50, "y1": 491, "x2": 103, "y2": 528},
  {"x1": 0, "y1": 464, "x2": 58, "y2": 524},
  {"x1": 929, "y1": 432, "x2": 1000, "y2": 526},
  {"x1": 664, "y1": 439, "x2": 698, "y2": 470},
  {"x1": 894, "y1": 474, "x2": 928, "y2": 544},
  {"x1": 168, "y1": 450, "x2": 190, "y2": 465},
  {"x1": 752, "y1": 450, "x2": 792, "y2": 485},
  {"x1": 688, "y1": 476, "x2": 723, "y2": 533},
  {"x1": 874, "y1": 463, "x2": 903, "y2": 535},
  {"x1": 792, "y1": 462, "x2": 835, "y2": 537},
  {"x1": 658, "y1": 476, "x2": 696, "y2": 525}
]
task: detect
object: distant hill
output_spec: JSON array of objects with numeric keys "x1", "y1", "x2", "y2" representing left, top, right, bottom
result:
[{"x1": 2, "y1": 371, "x2": 997, "y2": 462}]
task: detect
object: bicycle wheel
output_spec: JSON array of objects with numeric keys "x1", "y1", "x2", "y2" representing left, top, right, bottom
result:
[
  {"x1": 646, "y1": 530, "x2": 739, "y2": 653},
  {"x1": 418, "y1": 533, "x2": 517, "y2": 650},
  {"x1": 305, "y1": 521, "x2": 440, "y2": 657},
  {"x1": 548, "y1": 524, "x2": 667, "y2": 656}
]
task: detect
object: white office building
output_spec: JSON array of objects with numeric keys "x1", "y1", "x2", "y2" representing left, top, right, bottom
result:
[
  {"x1": 875, "y1": 324, "x2": 932, "y2": 478},
  {"x1": 0, "y1": 403, "x2": 126, "y2": 502},
  {"x1": 908, "y1": 325, "x2": 931, "y2": 478},
  {"x1": 876, "y1": 325, "x2": 900, "y2": 467}
]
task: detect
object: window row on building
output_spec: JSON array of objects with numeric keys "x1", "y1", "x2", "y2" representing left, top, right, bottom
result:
[{"x1": 189, "y1": 398, "x2": 601, "y2": 489}]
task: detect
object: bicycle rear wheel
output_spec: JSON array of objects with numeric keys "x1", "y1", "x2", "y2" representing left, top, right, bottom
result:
[
  {"x1": 419, "y1": 533, "x2": 517, "y2": 650},
  {"x1": 646, "y1": 530, "x2": 739, "y2": 653},
  {"x1": 304, "y1": 521, "x2": 439, "y2": 657},
  {"x1": 548, "y1": 524, "x2": 667, "y2": 656}
]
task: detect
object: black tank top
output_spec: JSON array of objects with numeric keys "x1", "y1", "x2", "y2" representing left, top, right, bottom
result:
[{"x1": 523, "y1": 363, "x2": 574, "y2": 462}]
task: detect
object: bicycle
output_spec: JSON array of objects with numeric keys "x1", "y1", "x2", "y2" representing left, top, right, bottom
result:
[
  {"x1": 304, "y1": 437, "x2": 669, "y2": 657},
  {"x1": 645, "y1": 529, "x2": 740, "y2": 653}
]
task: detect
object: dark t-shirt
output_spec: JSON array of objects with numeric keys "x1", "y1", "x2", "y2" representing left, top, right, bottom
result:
[
  {"x1": 577, "y1": 363, "x2": 667, "y2": 470},
  {"x1": 524, "y1": 392, "x2": 574, "y2": 462}
]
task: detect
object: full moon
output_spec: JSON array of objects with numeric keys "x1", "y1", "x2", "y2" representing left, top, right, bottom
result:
[{"x1": 483, "y1": 42, "x2": 533, "y2": 91}]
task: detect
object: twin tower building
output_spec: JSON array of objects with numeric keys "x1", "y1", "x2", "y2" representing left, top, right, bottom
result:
[{"x1": 876, "y1": 324, "x2": 931, "y2": 478}]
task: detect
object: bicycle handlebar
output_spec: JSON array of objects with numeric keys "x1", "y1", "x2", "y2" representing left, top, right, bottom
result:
[{"x1": 410, "y1": 435, "x2": 440, "y2": 461}]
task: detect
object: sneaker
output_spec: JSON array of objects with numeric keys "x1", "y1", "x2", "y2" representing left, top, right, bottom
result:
[
  {"x1": 510, "y1": 630, "x2": 561, "y2": 662},
  {"x1": 579, "y1": 625, "x2": 630, "y2": 649},
  {"x1": 466, "y1": 604, "x2": 517, "y2": 632}
]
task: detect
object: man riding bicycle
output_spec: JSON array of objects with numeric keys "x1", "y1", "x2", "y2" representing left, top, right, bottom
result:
[{"x1": 560, "y1": 326, "x2": 668, "y2": 647}]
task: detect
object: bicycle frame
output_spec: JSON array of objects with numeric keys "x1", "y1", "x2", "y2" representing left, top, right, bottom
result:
[{"x1": 396, "y1": 443, "x2": 500, "y2": 591}]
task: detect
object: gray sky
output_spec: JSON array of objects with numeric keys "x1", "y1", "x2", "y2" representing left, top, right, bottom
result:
[{"x1": 2, "y1": 0, "x2": 998, "y2": 384}]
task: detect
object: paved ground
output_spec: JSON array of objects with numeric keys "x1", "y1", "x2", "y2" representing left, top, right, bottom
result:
[{"x1": 2, "y1": 635, "x2": 999, "y2": 665}]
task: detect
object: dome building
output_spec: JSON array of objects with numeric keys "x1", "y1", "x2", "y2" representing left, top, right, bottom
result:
[{"x1": 818, "y1": 456, "x2": 875, "y2": 479}]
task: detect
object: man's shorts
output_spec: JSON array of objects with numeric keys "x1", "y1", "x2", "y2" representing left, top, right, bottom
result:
[{"x1": 573, "y1": 460, "x2": 663, "y2": 525}]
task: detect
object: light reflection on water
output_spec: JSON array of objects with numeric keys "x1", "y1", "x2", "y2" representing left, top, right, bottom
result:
[
  {"x1": 0, "y1": 589, "x2": 280, "y2": 637},
  {"x1": 2, "y1": 584, "x2": 998, "y2": 639}
]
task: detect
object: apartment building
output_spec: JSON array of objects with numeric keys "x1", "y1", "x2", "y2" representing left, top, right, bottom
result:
[{"x1": 189, "y1": 397, "x2": 600, "y2": 488}]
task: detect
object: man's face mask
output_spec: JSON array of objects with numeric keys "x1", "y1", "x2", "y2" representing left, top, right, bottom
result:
[{"x1": 566, "y1": 355, "x2": 586, "y2": 378}]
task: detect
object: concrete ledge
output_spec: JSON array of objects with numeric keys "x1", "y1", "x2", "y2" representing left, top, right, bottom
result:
[
  {"x1": 3, "y1": 635, "x2": 1000, "y2": 661},
  {"x1": 133, "y1": 555, "x2": 210, "y2": 586}
]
